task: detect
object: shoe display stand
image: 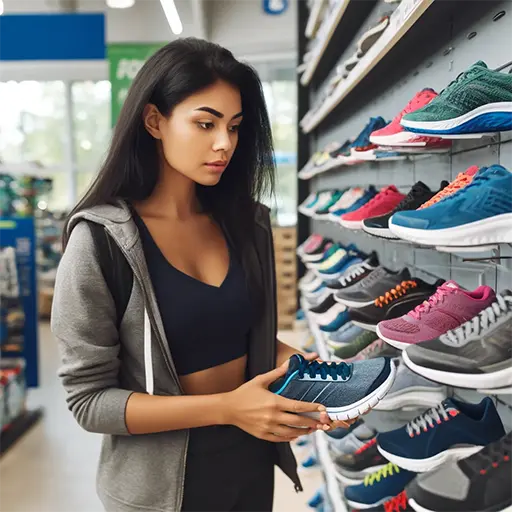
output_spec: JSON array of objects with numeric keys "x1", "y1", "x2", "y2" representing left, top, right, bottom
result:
[{"x1": 296, "y1": 0, "x2": 512, "y2": 508}]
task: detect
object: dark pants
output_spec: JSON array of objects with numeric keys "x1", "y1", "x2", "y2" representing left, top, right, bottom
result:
[{"x1": 181, "y1": 425, "x2": 275, "y2": 512}]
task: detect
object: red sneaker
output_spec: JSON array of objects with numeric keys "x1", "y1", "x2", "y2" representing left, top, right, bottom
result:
[{"x1": 340, "y1": 186, "x2": 406, "y2": 230}]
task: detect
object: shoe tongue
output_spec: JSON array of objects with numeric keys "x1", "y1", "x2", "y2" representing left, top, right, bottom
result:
[
  {"x1": 381, "y1": 185, "x2": 398, "y2": 194},
  {"x1": 410, "y1": 181, "x2": 431, "y2": 194},
  {"x1": 472, "y1": 60, "x2": 488, "y2": 70},
  {"x1": 287, "y1": 354, "x2": 305, "y2": 376}
]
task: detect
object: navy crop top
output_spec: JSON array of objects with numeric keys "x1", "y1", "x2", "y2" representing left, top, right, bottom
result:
[{"x1": 132, "y1": 210, "x2": 253, "y2": 376}]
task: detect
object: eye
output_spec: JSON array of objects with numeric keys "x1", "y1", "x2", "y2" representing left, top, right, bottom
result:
[
  {"x1": 229, "y1": 124, "x2": 241, "y2": 133},
  {"x1": 197, "y1": 121, "x2": 214, "y2": 130}
]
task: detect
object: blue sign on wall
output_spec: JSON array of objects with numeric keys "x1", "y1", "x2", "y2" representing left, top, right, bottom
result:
[
  {"x1": 0, "y1": 13, "x2": 105, "y2": 61},
  {"x1": 263, "y1": 0, "x2": 289, "y2": 15}
]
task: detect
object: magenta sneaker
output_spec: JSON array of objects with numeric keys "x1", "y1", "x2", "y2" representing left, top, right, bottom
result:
[{"x1": 376, "y1": 281, "x2": 496, "y2": 350}]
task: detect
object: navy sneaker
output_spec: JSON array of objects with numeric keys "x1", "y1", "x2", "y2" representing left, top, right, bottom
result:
[
  {"x1": 344, "y1": 462, "x2": 416, "y2": 509},
  {"x1": 377, "y1": 397, "x2": 505, "y2": 473},
  {"x1": 269, "y1": 354, "x2": 396, "y2": 421},
  {"x1": 318, "y1": 309, "x2": 351, "y2": 332}
]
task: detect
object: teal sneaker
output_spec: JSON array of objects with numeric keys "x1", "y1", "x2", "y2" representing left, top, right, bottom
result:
[{"x1": 400, "y1": 61, "x2": 512, "y2": 137}]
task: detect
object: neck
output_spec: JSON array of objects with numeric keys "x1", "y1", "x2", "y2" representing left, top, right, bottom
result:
[{"x1": 138, "y1": 163, "x2": 200, "y2": 221}]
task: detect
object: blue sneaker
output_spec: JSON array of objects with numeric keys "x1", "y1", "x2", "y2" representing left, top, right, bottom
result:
[
  {"x1": 269, "y1": 354, "x2": 396, "y2": 421},
  {"x1": 302, "y1": 455, "x2": 318, "y2": 468},
  {"x1": 344, "y1": 462, "x2": 416, "y2": 509},
  {"x1": 308, "y1": 488, "x2": 325, "y2": 508},
  {"x1": 389, "y1": 165, "x2": 512, "y2": 246},
  {"x1": 317, "y1": 245, "x2": 363, "y2": 275},
  {"x1": 350, "y1": 117, "x2": 388, "y2": 160},
  {"x1": 318, "y1": 310, "x2": 351, "y2": 332},
  {"x1": 327, "y1": 322, "x2": 365, "y2": 349},
  {"x1": 377, "y1": 397, "x2": 505, "y2": 473}
]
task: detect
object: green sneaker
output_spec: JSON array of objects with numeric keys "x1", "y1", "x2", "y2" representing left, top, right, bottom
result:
[
  {"x1": 401, "y1": 61, "x2": 512, "y2": 137},
  {"x1": 334, "y1": 330, "x2": 377, "y2": 360}
]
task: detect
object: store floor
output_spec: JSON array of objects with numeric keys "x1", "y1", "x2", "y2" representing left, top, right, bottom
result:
[{"x1": 0, "y1": 324, "x2": 322, "y2": 512}]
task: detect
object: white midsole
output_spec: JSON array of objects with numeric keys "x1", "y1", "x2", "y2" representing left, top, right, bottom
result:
[
  {"x1": 376, "y1": 325, "x2": 411, "y2": 350},
  {"x1": 351, "y1": 320, "x2": 378, "y2": 332},
  {"x1": 400, "y1": 102, "x2": 512, "y2": 130},
  {"x1": 340, "y1": 219, "x2": 364, "y2": 230},
  {"x1": 377, "y1": 444, "x2": 484, "y2": 473},
  {"x1": 347, "y1": 496, "x2": 394, "y2": 509},
  {"x1": 362, "y1": 224, "x2": 398, "y2": 239},
  {"x1": 370, "y1": 130, "x2": 424, "y2": 146},
  {"x1": 373, "y1": 388, "x2": 447, "y2": 411},
  {"x1": 334, "y1": 296, "x2": 375, "y2": 308},
  {"x1": 402, "y1": 350, "x2": 512, "y2": 389},
  {"x1": 389, "y1": 213, "x2": 512, "y2": 246},
  {"x1": 409, "y1": 499, "x2": 512, "y2": 512}
]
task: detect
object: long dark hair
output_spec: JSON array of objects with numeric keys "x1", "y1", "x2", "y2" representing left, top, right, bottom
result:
[{"x1": 64, "y1": 38, "x2": 276, "y2": 313}]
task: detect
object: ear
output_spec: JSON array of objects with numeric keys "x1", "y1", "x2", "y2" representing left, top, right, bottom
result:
[{"x1": 143, "y1": 104, "x2": 163, "y2": 139}]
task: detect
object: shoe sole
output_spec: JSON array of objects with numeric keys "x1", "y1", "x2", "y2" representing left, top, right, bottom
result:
[
  {"x1": 339, "y1": 219, "x2": 364, "y2": 230},
  {"x1": 346, "y1": 496, "x2": 395, "y2": 509},
  {"x1": 370, "y1": 130, "x2": 429, "y2": 146},
  {"x1": 402, "y1": 350, "x2": 512, "y2": 389},
  {"x1": 334, "y1": 296, "x2": 375, "y2": 308},
  {"x1": 389, "y1": 213, "x2": 512, "y2": 246},
  {"x1": 377, "y1": 444, "x2": 484, "y2": 473},
  {"x1": 334, "y1": 463, "x2": 386, "y2": 485},
  {"x1": 409, "y1": 500, "x2": 512, "y2": 512},
  {"x1": 362, "y1": 224, "x2": 399, "y2": 239},
  {"x1": 305, "y1": 362, "x2": 396, "y2": 421},
  {"x1": 400, "y1": 102, "x2": 512, "y2": 135},
  {"x1": 373, "y1": 388, "x2": 448, "y2": 411},
  {"x1": 351, "y1": 320, "x2": 378, "y2": 332},
  {"x1": 376, "y1": 325, "x2": 413, "y2": 350}
]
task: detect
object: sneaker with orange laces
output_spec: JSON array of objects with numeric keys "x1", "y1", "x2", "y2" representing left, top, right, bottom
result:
[
  {"x1": 349, "y1": 278, "x2": 444, "y2": 332},
  {"x1": 340, "y1": 185, "x2": 406, "y2": 230},
  {"x1": 418, "y1": 165, "x2": 480, "y2": 209}
]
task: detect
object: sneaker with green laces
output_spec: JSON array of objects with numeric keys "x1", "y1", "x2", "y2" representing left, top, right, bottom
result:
[
  {"x1": 400, "y1": 61, "x2": 512, "y2": 138},
  {"x1": 334, "y1": 330, "x2": 378, "y2": 361}
]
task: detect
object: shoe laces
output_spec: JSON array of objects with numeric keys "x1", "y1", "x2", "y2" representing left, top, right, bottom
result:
[
  {"x1": 374, "y1": 281, "x2": 417, "y2": 308},
  {"x1": 441, "y1": 293, "x2": 512, "y2": 346},
  {"x1": 384, "y1": 491, "x2": 409, "y2": 512},
  {"x1": 396, "y1": 184, "x2": 429, "y2": 211},
  {"x1": 393, "y1": 90, "x2": 436, "y2": 123},
  {"x1": 408, "y1": 284, "x2": 453, "y2": 320},
  {"x1": 467, "y1": 433, "x2": 511, "y2": 476},
  {"x1": 354, "y1": 438, "x2": 376, "y2": 455},
  {"x1": 364, "y1": 462, "x2": 400, "y2": 486},
  {"x1": 438, "y1": 66, "x2": 481, "y2": 97},
  {"x1": 419, "y1": 172, "x2": 472, "y2": 209},
  {"x1": 406, "y1": 402, "x2": 458, "y2": 437},
  {"x1": 338, "y1": 261, "x2": 373, "y2": 286},
  {"x1": 297, "y1": 359, "x2": 352, "y2": 381}
]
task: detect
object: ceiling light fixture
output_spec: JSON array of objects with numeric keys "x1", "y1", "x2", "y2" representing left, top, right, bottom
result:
[
  {"x1": 0, "y1": 0, "x2": 4, "y2": 15},
  {"x1": 106, "y1": 0, "x2": 135, "y2": 9},
  {"x1": 160, "y1": 0, "x2": 183, "y2": 35}
]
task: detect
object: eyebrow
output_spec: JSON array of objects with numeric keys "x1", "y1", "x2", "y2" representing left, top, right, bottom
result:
[{"x1": 194, "y1": 107, "x2": 243, "y2": 120}]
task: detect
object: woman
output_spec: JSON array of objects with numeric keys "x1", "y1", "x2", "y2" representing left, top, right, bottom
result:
[{"x1": 52, "y1": 38, "x2": 351, "y2": 512}]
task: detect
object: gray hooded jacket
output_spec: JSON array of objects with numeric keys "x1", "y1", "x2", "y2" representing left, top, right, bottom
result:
[{"x1": 51, "y1": 200, "x2": 302, "y2": 512}]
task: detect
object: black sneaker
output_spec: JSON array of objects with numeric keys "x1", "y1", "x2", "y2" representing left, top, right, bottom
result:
[
  {"x1": 335, "y1": 267, "x2": 412, "y2": 309},
  {"x1": 362, "y1": 181, "x2": 449, "y2": 239},
  {"x1": 325, "y1": 252, "x2": 380, "y2": 291},
  {"x1": 406, "y1": 433, "x2": 511, "y2": 512},
  {"x1": 308, "y1": 293, "x2": 336, "y2": 314},
  {"x1": 403, "y1": 290, "x2": 512, "y2": 390},
  {"x1": 350, "y1": 278, "x2": 444, "y2": 331},
  {"x1": 334, "y1": 438, "x2": 388, "y2": 485}
]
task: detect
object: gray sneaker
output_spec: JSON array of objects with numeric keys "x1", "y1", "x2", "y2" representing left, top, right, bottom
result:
[
  {"x1": 374, "y1": 359, "x2": 447, "y2": 411},
  {"x1": 403, "y1": 290, "x2": 512, "y2": 390},
  {"x1": 334, "y1": 267, "x2": 412, "y2": 308},
  {"x1": 327, "y1": 422, "x2": 376, "y2": 457}
]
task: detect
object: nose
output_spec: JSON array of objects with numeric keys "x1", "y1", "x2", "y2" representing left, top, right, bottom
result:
[{"x1": 212, "y1": 128, "x2": 233, "y2": 153}]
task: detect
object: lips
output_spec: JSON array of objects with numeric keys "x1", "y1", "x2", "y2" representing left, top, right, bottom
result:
[{"x1": 206, "y1": 161, "x2": 227, "y2": 167}]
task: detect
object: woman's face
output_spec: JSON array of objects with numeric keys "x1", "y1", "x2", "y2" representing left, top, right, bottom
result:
[{"x1": 145, "y1": 80, "x2": 243, "y2": 186}]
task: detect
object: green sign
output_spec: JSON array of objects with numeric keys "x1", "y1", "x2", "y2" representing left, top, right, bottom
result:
[{"x1": 108, "y1": 43, "x2": 165, "y2": 126}]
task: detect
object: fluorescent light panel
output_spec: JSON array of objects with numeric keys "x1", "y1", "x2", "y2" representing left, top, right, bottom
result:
[
  {"x1": 106, "y1": 0, "x2": 135, "y2": 8},
  {"x1": 160, "y1": 0, "x2": 183, "y2": 35}
]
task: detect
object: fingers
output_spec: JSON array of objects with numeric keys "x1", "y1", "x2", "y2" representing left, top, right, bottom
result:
[
  {"x1": 263, "y1": 433, "x2": 300, "y2": 443},
  {"x1": 268, "y1": 424, "x2": 314, "y2": 439},
  {"x1": 278, "y1": 396, "x2": 326, "y2": 414},
  {"x1": 278, "y1": 413, "x2": 320, "y2": 430},
  {"x1": 257, "y1": 361, "x2": 290, "y2": 385},
  {"x1": 303, "y1": 352, "x2": 320, "y2": 362}
]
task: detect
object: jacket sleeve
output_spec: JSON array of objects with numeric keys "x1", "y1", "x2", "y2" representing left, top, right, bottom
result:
[{"x1": 51, "y1": 222, "x2": 133, "y2": 435}]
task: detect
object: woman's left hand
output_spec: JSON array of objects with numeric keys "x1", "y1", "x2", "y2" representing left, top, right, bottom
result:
[{"x1": 302, "y1": 352, "x2": 358, "y2": 431}]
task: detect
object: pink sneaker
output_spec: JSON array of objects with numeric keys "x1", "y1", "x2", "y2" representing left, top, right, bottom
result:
[
  {"x1": 339, "y1": 185, "x2": 405, "y2": 230},
  {"x1": 370, "y1": 89, "x2": 439, "y2": 146},
  {"x1": 376, "y1": 281, "x2": 496, "y2": 350}
]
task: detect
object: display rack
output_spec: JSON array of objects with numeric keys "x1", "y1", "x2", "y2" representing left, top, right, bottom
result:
[
  {"x1": 305, "y1": 0, "x2": 327, "y2": 39},
  {"x1": 301, "y1": 0, "x2": 434, "y2": 132},
  {"x1": 300, "y1": 0, "x2": 351, "y2": 86}
]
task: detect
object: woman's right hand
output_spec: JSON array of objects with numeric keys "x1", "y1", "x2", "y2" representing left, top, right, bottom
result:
[{"x1": 222, "y1": 363, "x2": 327, "y2": 442}]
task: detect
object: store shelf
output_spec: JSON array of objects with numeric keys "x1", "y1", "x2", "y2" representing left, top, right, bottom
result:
[
  {"x1": 315, "y1": 430, "x2": 348, "y2": 512},
  {"x1": 305, "y1": 0, "x2": 328, "y2": 39},
  {"x1": 300, "y1": 0, "x2": 351, "y2": 86},
  {"x1": 0, "y1": 408, "x2": 44, "y2": 457},
  {"x1": 301, "y1": 0, "x2": 434, "y2": 132},
  {"x1": 300, "y1": 296, "x2": 330, "y2": 361}
]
